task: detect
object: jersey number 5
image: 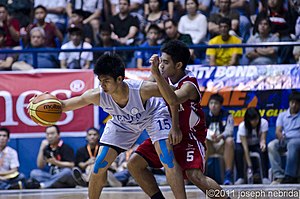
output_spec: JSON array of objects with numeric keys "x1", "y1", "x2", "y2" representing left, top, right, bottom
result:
[{"x1": 187, "y1": 151, "x2": 194, "y2": 162}]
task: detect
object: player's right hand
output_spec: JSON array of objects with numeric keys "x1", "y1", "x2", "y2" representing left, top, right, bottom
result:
[{"x1": 168, "y1": 126, "x2": 183, "y2": 145}]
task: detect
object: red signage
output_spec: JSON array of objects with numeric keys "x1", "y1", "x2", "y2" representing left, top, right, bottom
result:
[{"x1": 0, "y1": 70, "x2": 96, "y2": 136}]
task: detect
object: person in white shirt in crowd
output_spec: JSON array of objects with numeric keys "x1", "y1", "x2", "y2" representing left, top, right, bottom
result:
[
  {"x1": 0, "y1": 127, "x2": 25, "y2": 190},
  {"x1": 59, "y1": 24, "x2": 93, "y2": 69},
  {"x1": 178, "y1": 0, "x2": 207, "y2": 45},
  {"x1": 235, "y1": 107, "x2": 270, "y2": 184}
]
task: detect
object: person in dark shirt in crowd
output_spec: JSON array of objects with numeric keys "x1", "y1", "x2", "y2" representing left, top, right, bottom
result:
[
  {"x1": 205, "y1": 94, "x2": 235, "y2": 185},
  {"x1": 25, "y1": 125, "x2": 76, "y2": 189},
  {"x1": 72, "y1": 127, "x2": 100, "y2": 187}
]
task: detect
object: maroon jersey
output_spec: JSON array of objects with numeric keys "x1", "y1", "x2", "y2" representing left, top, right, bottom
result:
[{"x1": 168, "y1": 70, "x2": 207, "y2": 144}]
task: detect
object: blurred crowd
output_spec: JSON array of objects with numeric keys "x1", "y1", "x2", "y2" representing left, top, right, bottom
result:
[{"x1": 1, "y1": 0, "x2": 300, "y2": 70}]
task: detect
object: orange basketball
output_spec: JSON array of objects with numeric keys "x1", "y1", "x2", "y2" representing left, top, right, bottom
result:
[{"x1": 28, "y1": 93, "x2": 62, "y2": 126}]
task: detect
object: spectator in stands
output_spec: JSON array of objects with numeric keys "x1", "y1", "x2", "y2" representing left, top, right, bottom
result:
[
  {"x1": 135, "y1": 24, "x2": 160, "y2": 68},
  {"x1": 66, "y1": 0, "x2": 102, "y2": 44},
  {"x1": 69, "y1": 9, "x2": 94, "y2": 44},
  {"x1": 208, "y1": 0, "x2": 240, "y2": 39},
  {"x1": 93, "y1": 22, "x2": 124, "y2": 63},
  {"x1": 198, "y1": 0, "x2": 213, "y2": 16},
  {"x1": 259, "y1": 0, "x2": 297, "y2": 64},
  {"x1": 178, "y1": 0, "x2": 207, "y2": 45},
  {"x1": 144, "y1": 0, "x2": 169, "y2": 33},
  {"x1": 24, "y1": 5, "x2": 63, "y2": 48},
  {"x1": 268, "y1": 91, "x2": 300, "y2": 184},
  {"x1": 245, "y1": 15, "x2": 279, "y2": 65},
  {"x1": 0, "y1": 127, "x2": 26, "y2": 190},
  {"x1": 144, "y1": 0, "x2": 174, "y2": 19},
  {"x1": 0, "y1": 0, "x2": 32, "y2": 28},
  {"x1": 25, "y1": 125, "x2": 76, "y2": 189},
  {"x1": 12, "y1": 27, "x2": 59, "y2": 70},
  {"x1": 34, "y1": 0, "x2": 67, "y2": 35},
  {"x1": 59, "y1": 24, "x2": 93, "y2": 69},
  {"x1": 0, "y1": 4, "x2": 20, "y2": 47},
  {"x1": 72, "y1": 127, "x2": 100, "y2": 187},
  {"x1": 163, "y1": 19, "x2": 197, "y2": 63},
  {"x1": 235, "y1": 107, "x2": 270, "y2": 184},
  {"x1": 0, "y1": 27, "x2": 14, "y2": 70},
  {"x1": 206, "y1": 17, "x2": 242, "y2": 66},
  {"x1": 205, "y1": 94, "x2": 235, "y2": 185},
  {"x1": 109, "y1": 0, "x2": 140, "y2": 46}
]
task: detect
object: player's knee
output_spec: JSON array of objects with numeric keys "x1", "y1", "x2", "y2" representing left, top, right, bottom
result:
[
  {"x1": 225, "y1": 137, "x2": 234, "y2": 146},
  {"x1": 158, "y1": 140, "x2": 175, "y2": 169},
  {"x1": 127, "y1": 153, "x2": 147, "y2": 173},
  {"x1": 93, "y1": 146, "x2": 109, "y2": 174}
]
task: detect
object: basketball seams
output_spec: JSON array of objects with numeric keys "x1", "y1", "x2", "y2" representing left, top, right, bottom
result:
[{"x1": 28, "y1": 94, "x2": 62, "y2": 126}]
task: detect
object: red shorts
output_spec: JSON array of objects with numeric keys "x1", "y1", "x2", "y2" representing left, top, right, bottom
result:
[{"x1": 135, "y1": 135, "x2": 206, "y2": 178}]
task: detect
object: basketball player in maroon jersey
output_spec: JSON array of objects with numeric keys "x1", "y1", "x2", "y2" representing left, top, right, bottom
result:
[{"x1": 128, "y1": 40, "x2": 228, "y2": 199}]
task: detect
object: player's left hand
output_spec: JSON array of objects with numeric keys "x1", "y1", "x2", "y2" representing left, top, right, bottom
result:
[{"x1": 168, "y1": 126, "x2": 182, "y2": 145}]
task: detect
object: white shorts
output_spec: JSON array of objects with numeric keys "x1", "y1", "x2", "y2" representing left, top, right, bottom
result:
[{"x1": 100, "y1": 108, "x2": 171, "y2": 150}]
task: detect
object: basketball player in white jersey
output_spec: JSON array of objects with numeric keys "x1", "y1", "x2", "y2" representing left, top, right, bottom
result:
[
  {"x1": 128, "y1": 40, "x2": 228, "y2": 199},
  {"x1": 53, "y1": 53, "x2": 186, "y2": 199}
]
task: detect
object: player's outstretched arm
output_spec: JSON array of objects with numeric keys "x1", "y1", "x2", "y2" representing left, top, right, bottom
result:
[{"x1": 60, "y1": 88, "x2": 100, "y2": 112}]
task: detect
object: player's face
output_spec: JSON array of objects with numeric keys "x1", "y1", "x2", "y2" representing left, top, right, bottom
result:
[
  {"x1": 0, "y1": 131, "x2": 8, "y2": 149},
  {"x1": 209, "y1": 99, "x2": 222, "y2": 115},
  {"x1": 98, "y1": 75, "x2": 119, "y2": 94},
  {"x1": 159, "y1": 52, "x2": 176, "y2": 78},
  {"x1": 46, "y1": 126, "x2": 60, "y2": 145},
  {"x1": 86, "y1": 129, "x2": 99, "y2": 145}
]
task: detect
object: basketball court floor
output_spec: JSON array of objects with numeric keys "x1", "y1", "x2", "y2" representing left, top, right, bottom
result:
[{"x1": 1, "y1": 184, "x2": 299, "y2": 199}]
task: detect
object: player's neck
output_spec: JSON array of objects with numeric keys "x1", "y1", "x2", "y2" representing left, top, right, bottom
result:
[
  {"x1": 111, "y1": 82, "x2": 129, "y2": 108},
  {"x1": 169, "y1": 71, "x2": 185, "y2": 84}
]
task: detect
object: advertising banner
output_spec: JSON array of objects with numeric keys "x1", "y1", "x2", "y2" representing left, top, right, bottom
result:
[
  {"x1": 123, "y1": 65, "x2": 300, "y2": 126},
  {"x1": 0, "y1": 70, "x2": 97, "y2": 137}
]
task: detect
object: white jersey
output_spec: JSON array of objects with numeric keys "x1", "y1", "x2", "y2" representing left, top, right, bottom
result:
[{"x1": 99, "y1": 79, "x2": 171, "y2": 150}]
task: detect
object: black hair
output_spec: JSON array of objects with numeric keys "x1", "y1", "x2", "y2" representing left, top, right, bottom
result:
[
  {"x1": 185, "y1": 0, "x2": 199, "y2": 8},
  {"x1": 160, "y1": 40, "x2": 190, "y2": 70},
  {"x1": 99, "y1": 22, "x2": 112, "y2": 33},
  {"x1": 209, "y1": 93, "x2": 224, "y2": 104},
  {"x1": 34, "y1": 5, "x2": 47, "y2": 13},
  {"x1": 0, "y1": 4, "x2": 7, "y2": 10},
  {"x1": 164, "y1": 19, "x2": 177, "y2": 27},
  {"x1": 0, "y1": 127, "x2": 10, "y2": 138},
  {"x1": 94, "y1": 53, "x2": 125, "y2": 80},
  {"x1": 218, "y1": 17, "x2": 231, "y2": 27},
  {"x1": 253, "y1": 13, "x2": 271, "y2": 35},
  {"x1": 244, "y1": 107, "x2": 261, "y2": 136},
  {"x1": 289, "y1": 90, "x2": 300, "y2": 103},
  {"x1": 46, "y1": 125, "x2": 60, "y2": 135},
  {"x1": 147, "y1": 24, "x2": 160, "y2": 33},
  {"x1": 87, "y1": 127, "x2": 100, "y2": 135}
]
